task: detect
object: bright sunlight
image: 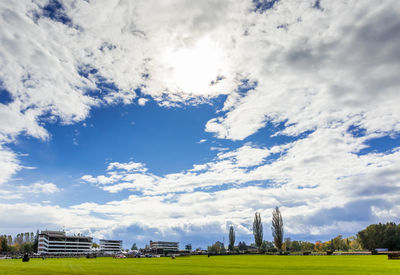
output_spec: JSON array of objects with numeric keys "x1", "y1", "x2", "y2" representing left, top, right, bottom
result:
[{"x1": 162, "y1": 37, "x2": 230, "y2": 95}]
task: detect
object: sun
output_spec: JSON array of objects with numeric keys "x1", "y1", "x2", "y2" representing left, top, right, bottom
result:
[{"x1": 162, "y1": 37, "x2": 230, "y2": 95}]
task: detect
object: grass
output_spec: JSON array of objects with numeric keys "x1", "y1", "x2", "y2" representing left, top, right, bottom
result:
[{"x1": 1, "y1": 255, "x2": 400, "y2": 274}]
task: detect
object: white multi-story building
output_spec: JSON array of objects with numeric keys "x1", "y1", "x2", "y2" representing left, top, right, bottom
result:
[
  {"x1": 38, "y1": 230, "x2": 92, "y2": 255},
  {"x1": 99, "y1": 239, "x2": 123, "y2": 254},
  {"x1": 149, "y1": 240, "x2": 179, "y2": 254}
]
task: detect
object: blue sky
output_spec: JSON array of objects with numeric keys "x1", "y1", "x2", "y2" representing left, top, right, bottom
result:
[{"x1": 1, "y1": 0, "x2": 400, "y2": 249}]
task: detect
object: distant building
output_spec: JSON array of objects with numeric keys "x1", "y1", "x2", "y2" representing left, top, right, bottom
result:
[
  {"x1": 38, "y1": 230, "x2": 92, "y2": 254},
  {"x1": 376, "y1": 248, "x2": 389, "y2": 252},
  {"x1": 149, "y1": 240, "x2": 179, "y2": 254},
  {"x1": 100, "y1": 239, "x2": 123, "y2": 254}
]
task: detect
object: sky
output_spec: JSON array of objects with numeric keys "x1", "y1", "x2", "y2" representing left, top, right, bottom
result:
[{"x1": 1, "y1": 0, "x2": 400, "y2": 249}]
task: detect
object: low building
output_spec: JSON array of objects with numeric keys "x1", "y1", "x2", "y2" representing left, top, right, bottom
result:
[
  {"x1": 100, "y1": 239, "x2": 123, "y2": 254},
  {"x1": 376, "y1": 248, "x2": 389, "y2": 253},
  {"x1": 149, "y1": 240, "x2": 179, "y2": 254},
  {"x1": 38, "y1": 230, "x2": 92, "y2": 255}
]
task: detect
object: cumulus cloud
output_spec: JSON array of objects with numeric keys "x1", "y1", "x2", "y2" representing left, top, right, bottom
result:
[
  {"x1": 107, "y1": 161, "x2": 147, "y2": 172},
  {"x1": 19, "y1": 181, "x2": 61, "y2": 194},
  {"x1": 0, "y1": 181, "x2": 60, "y2": 201},
  {"x1": 0, "y1": 145, "x2": 21, "y2": 185},
  {"x1": 205, "y1": 0, "x2": 400, "y2": 140},
  {"x1": 210, "y1": 146, "x2": 229, "y2": 151},
  {"x1": 137, "y1": 98, "x2": 148, "y2": 106},
  {"x1": 81, "y1": 143, "x2": 286, "y2": 194},
  {"x1": 1, "y1": 0, "x2": 399, "y2": 146},
  {"x1": 80, "y1": 128, "x2": 400, "y2": 239}
]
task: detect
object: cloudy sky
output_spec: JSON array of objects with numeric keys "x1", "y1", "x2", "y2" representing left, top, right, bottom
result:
[{"x1": 1, "y1": 0, "x2": 400, "y2": 249}]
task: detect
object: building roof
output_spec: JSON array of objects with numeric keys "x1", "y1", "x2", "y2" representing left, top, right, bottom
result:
[
  {"x1": 40, "y1": 230, "x2": 92, "y2": 239},
  {"x1": 150, "y1": 240, "x2": 179, "y2": 244},
  {"x1": 100, "y1": 239, "x2": 122, "y2": 242}
]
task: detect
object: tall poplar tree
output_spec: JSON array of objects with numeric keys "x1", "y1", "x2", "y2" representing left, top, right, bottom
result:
[
  {"x1": 253, "y1": 212, "x2": 263, "y2": 249},
  {"x1": 229, "y1": 225, "x2": 235, "y2": 251},
  {"x1": 272, "y1": 207, "x2": 284, "y2": 252}
]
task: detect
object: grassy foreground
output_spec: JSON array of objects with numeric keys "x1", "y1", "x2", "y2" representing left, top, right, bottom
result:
[{"x1": 1, "y1": 255, "x2": 400, "y2": 274}]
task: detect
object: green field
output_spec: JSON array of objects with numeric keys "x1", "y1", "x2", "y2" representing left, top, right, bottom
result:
[{"x1": 1, "y1": 255, "x2": 400, "y2": 274}]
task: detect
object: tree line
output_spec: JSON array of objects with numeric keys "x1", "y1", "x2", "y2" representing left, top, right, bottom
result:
[
  {"x1": 357, "y1": 222, "x2": 400, "y2": 251},
  {"x1": 209, "y1": 208, "x2": 399, "y2": 253},
  {"x1": 0, "y1": 230, "x2": 39, "y2": 253}
]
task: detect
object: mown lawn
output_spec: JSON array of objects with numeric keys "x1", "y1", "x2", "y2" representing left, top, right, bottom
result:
[{"x1": 1, "y1": 255, "x2": 400, "y2": 274}]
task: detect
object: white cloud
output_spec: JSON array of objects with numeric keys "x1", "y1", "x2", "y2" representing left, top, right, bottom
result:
[
  {"x1": 217, "y1": 143, "x2": 273, "y2": 167},
  {"x1": 0, "y1": 145, "x2": 21, "y2": 185},
  {"x1": 0, "y1": 181, "x2": 60, "y2": 201},
  {"x1": 1, "y1": 0, "x2": 399, "y2": 146},
  {"x1": 210, "y1": 146, "x2": 229, "y2": 151},
  {"x1": 18, "y1": 181, "x2": 61, "y2": 194},
  {"x1": 0, "y1": 190, "x2": 23, "y2": 200},
  {"x1": 138, "y1": 98, "x2": 148, "y2": 106},
  {"x1": 80, "y1": 174, "x2": 122, "y2": 185},
  {"x1": 107, "y1": 161, "x2": 147, "y2": 172},
  {"x1": 78, "y1": 126, "x2": 400, "y2": 238},
  {"x1": 205, "y1": 0, "x2": 400, "y2": 140}
]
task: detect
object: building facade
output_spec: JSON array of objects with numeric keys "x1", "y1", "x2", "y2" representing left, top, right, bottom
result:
[
  {"x1": 38, "y1": 230, "x2": 92, "y2": 255},
  {"x1": 99, "y1": 239, "x2": 123, "y2": 254},
  {"x1": 149, "y1": 240, "x2": 179, "y2": 254}
]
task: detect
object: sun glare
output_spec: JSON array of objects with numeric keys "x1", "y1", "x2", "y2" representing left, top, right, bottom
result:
[{"x1": 162, "y1": 37, "x2": 229, "y2": 95}]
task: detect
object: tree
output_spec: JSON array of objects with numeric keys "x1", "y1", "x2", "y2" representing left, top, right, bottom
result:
[
  {"x1": 33, "y1": 230, "x2": 39, "y2": 253},
  {"x1": 24, "y1": 232, "x2": 30, "y2": 243},
  {"x1": 260, "y1": 241, "x2": 274, "y2": 253},
  {"x1": 0, "y1": 236, "x2": 9, "y2": 252},
  {"x1": 15, "y1": 233, "x2": 23, "y2": 246},
  {"x1": 300, "y1": 241, "x2": 314, "y2": 252},
  {"x1": 383, "y1": 222, "x2": 400, "y2": 250},
  {"x1": 253, "y1": 212, "x2": 263, "y2": 249},
  {"x1": 348, "y1": 236, "x2": 362, "y2": 251},
  {"x1": 208, "y1": 241, "x2": 224, "y2": 254},
  {"x1": 23, "y1": 242, "x2": 33, "y2": 253},
  {"x1": 291, "y1": 240, "x2": 301, "y2": 251},
  {"x1": 357, "y1": 222, "x2": 400, "y2": 251},
  {"x1": 228, "y1": 225, "x2": 235, "y2": 251},
  {"x1": 333, "y1": 235, "x2": 342, "y2": 250},
  {"x1": 92, "y1": 242, "x2": 99, "y2": 248},
  {"x1": 7, "y1": 235, "x2": 12, "y2": 246},
  {"x1": 238, "y1": 241, "x2": 247, "y2": 252},
  {"x1": 284, "y1": 237, "x2": 291, "y2": 252},
  {"x1": 315, "y1": 241, "x2": 324, "y2": 252},
  {"x1": 131, "y1": 243, "x2": 138, "y2": 250},
  {"x1": 271, "y1": 207, "x2": 283, "y2": 252},
  {"x1": 185, "y1": 244, "x2": 192, "y2": 251}
]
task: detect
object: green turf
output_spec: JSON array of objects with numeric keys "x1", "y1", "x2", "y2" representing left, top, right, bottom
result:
[{"x1": 1, "y1": 255, "x2": 400, "y2": 274}]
